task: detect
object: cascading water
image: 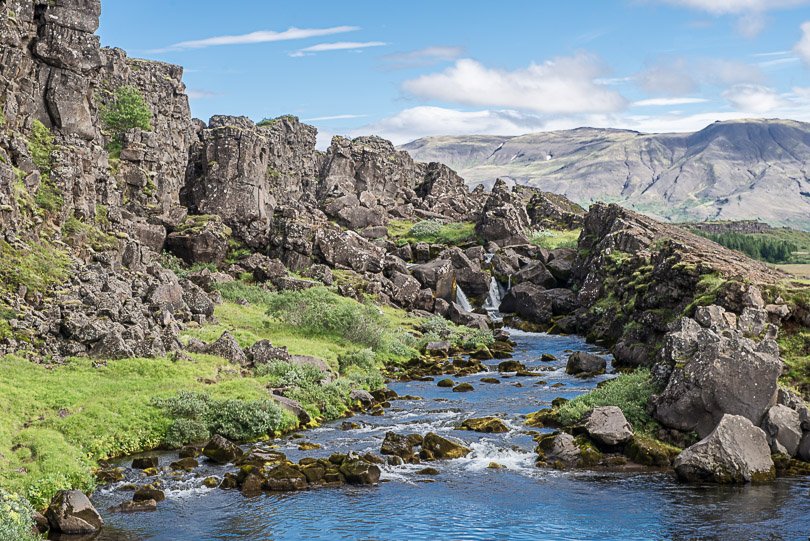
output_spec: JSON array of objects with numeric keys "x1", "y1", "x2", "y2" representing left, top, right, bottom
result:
[
  {"x1": 455, "y1": 285, "x2": 473, "y2": 312},
  {"x1": 483, "y1": 277, "x2": 505, "y2": 319}
]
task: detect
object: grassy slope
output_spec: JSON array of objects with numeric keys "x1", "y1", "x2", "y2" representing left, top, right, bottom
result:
[{"x1": 0, "y1": 286, "x2": 426, "y2": 510}]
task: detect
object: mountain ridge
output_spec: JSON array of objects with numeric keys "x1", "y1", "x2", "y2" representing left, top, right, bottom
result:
[{"x1": 400, "y1": 118, "x2": 810, "y2": 230}]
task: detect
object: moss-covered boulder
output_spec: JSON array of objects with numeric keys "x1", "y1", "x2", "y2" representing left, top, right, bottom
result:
[
  {"x1": 202, "y1": 434, "x2": 244, "y2": 464},
  {"x1": 461, "y1": 417, "x2": 509, "y2": 434},
  {"x1": 421, "y1": 432, "x2": 472, "y2": 460}
]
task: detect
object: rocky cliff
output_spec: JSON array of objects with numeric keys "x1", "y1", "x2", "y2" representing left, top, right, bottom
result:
[{"x1": 401, "y1": 120, "x2": 810, "y2": 230}]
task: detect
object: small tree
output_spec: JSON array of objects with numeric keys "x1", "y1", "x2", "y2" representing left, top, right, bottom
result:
[{"x1": 101, "y1": 85, "x2": 152, "y2": 154}]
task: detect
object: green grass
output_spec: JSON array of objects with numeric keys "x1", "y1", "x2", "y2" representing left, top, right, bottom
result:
[
  {"x1": 556, "y1": 369, "x2": 659, "y2": 434},
  {"x1": 530, "y1": 228, "x2": 581, "y2": 250},
  {"x1": 62, "y1": 215, "x2": 119, "y2": 252},
  {"x1": 388, "y1": 219, "x2": 477, "y2": 246},
  {"x1": 0, "y1": 354, "x2": 270, "y2": 509},
  {"x1": 0, "y1": 238, "x2": 71, "y2": 297}
]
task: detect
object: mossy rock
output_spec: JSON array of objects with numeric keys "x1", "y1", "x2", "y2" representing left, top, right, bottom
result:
[
  {"x1": 574, "y1": 435, "x2": 603, "y2": 467},
  {"x1": 461, "y1": 417, "x2": 509, "y2": 433},
  {"x1": 437, "y1": 378, "x2": 455, "y2": 388},
  {"x1": 624, "y1": 436, "x2": 681, "y2": 467},
  {"x1": 525, "y1": 408, "x2": 561, "y2": 428},
  {"x1": 452, "y1": 383, "x2": 474, "y2": 393}
]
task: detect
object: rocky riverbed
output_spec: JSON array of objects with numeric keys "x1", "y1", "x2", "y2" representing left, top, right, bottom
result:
[{"x1": 87, "y1": 330, "x2": 810, "y2": 541}]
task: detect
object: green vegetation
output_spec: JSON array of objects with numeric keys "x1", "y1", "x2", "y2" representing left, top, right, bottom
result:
[
  {"x1": 417, "y1": 316, "x2": 494, "y2": 351},
  {"x1": 0, "y1": 489, "x2": 39, "y2": 541},
  {"x1": 0, "y1": 238, "x2": 71, "y2": 297},
  {"x1": 26, "y1": 120, "x2": 62, "y2": 216},
  {"x1": 0, "y1": 353, "x2": 274, "y2": 509},
  {"x1": 556, "y1": 369, "x2": 659, "y2": 434},
  {"x1": 158, "y1": 251, "x2": 216, "y2": 280},
  {"x1": 100, "y1": 85, "x2": 153, "y2": 157},
  {"x1": 62, "y1": 215, "x2": 118, "y2": 252},
  {"x1": 530, "y1": 228, "x2": 581, "y2": 250},
  {"x1": 691, "y1": 226, "x2": 810, "y2": 264},
  {"x1": 388, "y1": 219, "x2": 477, "y2": 246},
  {"x1": 256, "y1": 361, "x2": 353, "y2": 421},
  {"x1": 684, "y1": 272, "x2": 727, "y2": 314},
  {"x1": 155, "y1": 391, "x2": 292, "y2": 448}
]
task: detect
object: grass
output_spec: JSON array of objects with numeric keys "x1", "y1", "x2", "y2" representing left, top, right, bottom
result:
[
  {"x1": 555, "y1": 369, "x2": 659, "y2": 434},
  {"x1": 62, "y1": 215, "x2": 119, "y2": 252},
  {"x1": 0, "y1": 354, "x2": 271, "y2": 509},
  {"x1": 387, "y1": 219, "x2": 477, "y2": 246},
  {"x1": 530, "y1": 228, "x2": 581, "y2": 250},
  {"x1": 0, "y1": 238, "x2": 71, "y2": 297}
]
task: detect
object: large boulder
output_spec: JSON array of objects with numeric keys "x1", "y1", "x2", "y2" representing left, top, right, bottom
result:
[
  {"x1": 447, "y1": 302, "x2": 491, "y2": 330},
  {"x1": 566, "y1": 351, "x2": 607, "y2": 377},
  {"x1": 410, "y1": 259, "x2": 455, "y2": 300},
  {"x1": 339, "y1": 459, "x2": 382, "y2": 485},
  {"x1": 499, "y1": 282, "x2": 552, "y2": 323},
  {"x1": 166, "y1": 215, "x2": 230, "y2": 265},
  {"x1": 202, "y1": 434, "x2": 244, "y2": 464},
  {"x1": 380, "y1": 432, "x2": 417, "y2": 462},
  {"x1": 46, "y1": 490, "x2": 104, "y2": 534},
  {"x1": 315, "y1": 229, "x2": 384, "y2": 273},
  {"x1": 475, "y1": 179, "x2": 530, "y2": 246},
  {"x1": 652, "y1": 315, "x2": 782, "y2": 438},
  {"x1": 204, "y1": 331, "x2": 248, "y2": 365},
  {"x1": 513, "y1": 261, "x2": 556, "y2": 289},
  {"x1": 585, "y1": 406, "x2": 633, "y2": 447},
  {"x1": 673, "y1": 414, "x2": 775, "y2": 484},
  {"x1": 761, "y1": 404, "x2": 802, "y2": 456}
]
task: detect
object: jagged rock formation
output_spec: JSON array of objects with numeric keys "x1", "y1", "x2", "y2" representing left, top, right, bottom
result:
[{"x1": 401, "y1": 120, "x2": 810, "y2": 230}]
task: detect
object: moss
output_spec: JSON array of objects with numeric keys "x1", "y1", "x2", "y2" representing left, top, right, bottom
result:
[
  {"x1": 175, "y1": 214, "x2": 231, "y2": 238},
  {"x1": 683, "y1": 272, "x2": 727, "y2": 314},
  {"x1": 530, "y1": 228, "x2": 581, "y2": 250},
  {"x1": 27, "y1": 120, "x2": 54, "y2": 175},
  {"x1": 624, "y1": 435, "x2": 680, "y2": 466},
  {"x1": 0, "y1": 238, "x2": 71, "y2": 297},
  {"x1": 62, "y1": 215, "x2": 119, "y2": 252},
  {"x1": 388, "y1": 219, "x2": 477, "y2": 246},
  {"x1": 574, "y1": 436, "x2": 602, "y2": 467}
]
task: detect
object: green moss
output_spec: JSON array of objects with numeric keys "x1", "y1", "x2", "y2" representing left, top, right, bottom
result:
[
  {"x1": 62, "y1": 215, "x2": 118, "y2": 252},
  {"x1": 175, "y1": 214, "x2": 231, "y2": 238},
  {"x1": 555, "y1": 369, "x2": 659, "y2": 434},
  {"x1": 0, "y1": 238, "x2": 71, "y2": 297},
  {"x1": 530, "y1": 228, "x2": 581, "y2": 250},
  {"x1": 27, "y1": 120, "x2": 54, "y2": 175},
  {"x1": 388, "y1": 219, "x2": 477, "y2": 246},
  {"x1": 684, "y1": 272, "x2": 727, "y2": 314}
]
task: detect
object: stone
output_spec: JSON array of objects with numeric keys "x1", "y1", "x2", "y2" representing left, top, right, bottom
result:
[
  {"x1": 410, "y1": 259, "x2": 455, "y2": 300},
  {"x1": 761, "y1": 404, "x2": 802, "y2": 457},
  {"x1": 380, "y1": 432, "x2": 416, "y2": 462},
  {"x1": 339, "y1": 460, "x2": 382, "y2": 485},
  {"x1": 652, "y1": 317, "x2": 782, "y2": 438},
  {"x1": 461, "y1": 417, "x2": 509, "y2": 433},
  {"x1": 475, "y1": 179, "x2": 530, "y2": 246},
  {"x1": 131, "y1": 456, "x2": 158, "y2": 470},
  {"x1": 674, "y1": 414, "x2": 775, "y2": 484},
  {"x1": 584, "y1": 406, "x2": 634, "y2": 447},
  {"x1": 204, "y1": 331, "x2": 248, "y2": 365},
  {"x1": 452, "y1": 383, "x2": 474, "y2": 393},
  {"x1": 247, "y1": 340, "x2": 291, "y2": 365},
  {"x1": 112, "y1": 499, "x2": 157, "y2": 513},
  {"x1": 202, "y1": 434, "x2": 244, "y2": 464},
  {"x1": 535, "y1": 433, "x2": 580, "y2": 467},
  {"x1": 263, "y1": 464, "x2": 308, "y2": 491},
  {"x1": 513, "y1": 261, "x2": 557, "y2": 289},
  {"x1": 46, "y1": 490, "x2": 104, "y2": 534},
  {"x1": 437, "y1": 378, "x2": 455, "y2": 388},
  {"x1": 497, "y1": 360, "x2": 527, "y2": 372},
  {"x1": 133, "y1": 486, "x2": 165, "y2": 503},
  {"x1": 169, "y1": 457, "x2": 199, "y2": 471},
  {"x1": 566, "y1": 351, "x2": 607, "y2": 377},
  {"x1": 421, "y1": 432, "x2": 472, "y2": 460}
]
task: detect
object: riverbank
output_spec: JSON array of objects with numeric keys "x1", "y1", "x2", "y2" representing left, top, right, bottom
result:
[{"x1": 0, "y1": 282, "x2": 495, "y2": 514}]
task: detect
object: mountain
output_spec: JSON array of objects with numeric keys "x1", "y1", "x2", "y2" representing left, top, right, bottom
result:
[{"x1": 400, "y1": 119, "x2": 810, "y2": 230}]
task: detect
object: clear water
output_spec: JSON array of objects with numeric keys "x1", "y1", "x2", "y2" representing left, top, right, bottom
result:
[{"x1": 90, "y1": 330, "x2": 810, "y2": 541}]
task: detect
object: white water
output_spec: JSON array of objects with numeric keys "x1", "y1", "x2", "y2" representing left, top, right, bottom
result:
[
  {"x1": 455, "y1": 286, "x2": 473, "y2": 312},
  {"x1": 483, "y1": 277, "x2": 505, "y2": 319}
]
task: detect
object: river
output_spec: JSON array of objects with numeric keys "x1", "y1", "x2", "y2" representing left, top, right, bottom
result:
[{"x1": 90, "y1": 329, "x2": 810, "y2": 541}]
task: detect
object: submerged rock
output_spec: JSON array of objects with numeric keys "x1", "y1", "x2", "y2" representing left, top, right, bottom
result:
[{"x1": 673, "y1": 414, "x2": 775, "y2": 484}]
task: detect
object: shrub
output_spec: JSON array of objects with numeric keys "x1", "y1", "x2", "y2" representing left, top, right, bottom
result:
[
  {"x1": 255, "y1": 361, "x2": 353, "y2": 420},
  {"x1": 62, "y1": 215, "x2": 118, "y2": 252},
  {"x1": 417, "y1": 317, "x2": 494, "y2": 351},
  {"x1": 101, "y1": 85, "x2": 152, "y2": 155},
  {"x1": 337, "y1": 348, "x2": 377, "y2": 374},
  {"x1": 556, "y1": 369, "x2": 659, "y2": 433},
  {"x1": 0, "y1": 489, "x2": 39, "y2": 541},
  {"x1": 154, "y1": 391, "x2": 286, "y2": 447},
  {"x1": 28, "y1": 120, "x2": 54, "y2": 175}
]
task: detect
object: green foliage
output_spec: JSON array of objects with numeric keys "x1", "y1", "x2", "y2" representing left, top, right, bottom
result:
[
  {"x1": 0, "y1": 489, "x2": 40, "y2": 541},
  {"x1": 530, "y1": 228, "x2": 581, "y2": 250},
  {"x1": 417, "y1": 316, "x2": 494, "y2": 350},
  {"x1": 100, "y1": 85, "x2": 152, "y2": 152},
  {"x1": 338, "y1": 348, "x2": 377, "y2": 374},
  {"x1": 389, "y1": 219, "x2": 477, "y2": 246},
  {"x1": 337, "y1": 348, "x2": 385, "y2": 391},
  {"x1": 0, "y1": 239, "x2": 71, "y2": 296},
  {"x1": 215, "y1": 280, "x2": 278, "y2": 305},
  {"x1": 264, "y1": 286, "x2": 396, "y2": 350},
  {"x1": 27, "y1": 120, "x2": 54, "y2": 175},
  {"x1": 159, "y1": 251, "x2": 216, "y2": 280},
  {"x1": 154, "y1": 391, "x2": 287, "y2": 447},
  {"x1": 256, "y1": 361, "x2": 351, "y2": 420},
  {"x1": 556, "y1": 369, "x2": 659, "y2": 434},
  {"x1": 698, "y1": 231, "x2": 797, "y2": 263},
  {"x1": 62, "y1": 215, "x2": 118, "y2": 252}
]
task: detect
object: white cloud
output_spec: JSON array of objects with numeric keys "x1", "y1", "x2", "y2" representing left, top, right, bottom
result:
[
  {"x1": 153, "y1": 26, "x2": 359, "y2": 52},
  {"x1": 722, "y1": 84, "x2": 785, "y2": 111},
  {"x1": 636, "y1": 57, "x2": 762, "y2": 96},
  {"x1": 401, "y1": 54, "x2": 627, "y2": 114},
  {"x1": 382, "y1": 46, "x2": 464, "y2": 68},
  {"x1": 796, "y1": 22, "x2": 810, "y2": 66},
  {"x1": 289, "y1": 41, "x2": 386, "y2": 57},
  {"x1": 302, "y1": 114, "x2": 367, "y2": 122},
  {"x1": 186, "y1": 89, "x2": 217, "y2": 100},
  {"x1": 632, "y1": 97, "x2": 709, "y2": 106},
  {"x1": 655, "y1": 0, "x2": 810, "y2": 36}
]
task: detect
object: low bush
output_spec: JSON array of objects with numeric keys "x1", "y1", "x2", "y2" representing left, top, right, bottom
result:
[
  {"x1": 389, "y1": 219, "x2": 477, "y2": 246},
  {"x1": 556, "y1": 369, "x2": 658, "y2": 433},
  {"x1": 256, "y1": 361, "x2": 352, "y2": 420},
  {"x1": 530, "y1": 228, "x2": 581, "y2": 250},
  {"x1": 417, "y1": 316, "x2": 494, "y2": 351},
  {"x1": 0, "y1": 489, "x2": 39, "y2": 541},
  {"x1": 154, "y1": 391, "x2": 287, "y2": 447}
]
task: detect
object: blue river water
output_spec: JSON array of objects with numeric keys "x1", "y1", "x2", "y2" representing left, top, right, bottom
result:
[{"x1": 90, "y1": 330, "x2": 810, "y2": 541}]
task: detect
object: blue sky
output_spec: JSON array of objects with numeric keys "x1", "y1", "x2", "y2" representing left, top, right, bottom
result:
[{"x1": 98, "y1": 0, "x2": 810, "y2": 146}]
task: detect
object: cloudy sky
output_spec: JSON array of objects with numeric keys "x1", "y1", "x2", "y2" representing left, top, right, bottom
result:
[{"x1": 99, "y1": 0, "x2": 810, "y2": 146}]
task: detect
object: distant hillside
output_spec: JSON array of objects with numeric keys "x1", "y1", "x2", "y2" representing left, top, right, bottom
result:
[{"x1": 401, "y1": 119, "x2": 810, "y2": 230}]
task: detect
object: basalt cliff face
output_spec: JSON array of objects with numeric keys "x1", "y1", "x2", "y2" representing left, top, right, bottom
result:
[{"x1": 1, "y1": 0, "x2": 809, "y2": 487}]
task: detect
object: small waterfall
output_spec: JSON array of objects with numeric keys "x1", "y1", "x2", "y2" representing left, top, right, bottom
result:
[
  {"x1": 483, "y1": 277, "x2": 505, "y2": 319},
  {"x1": 455, "y1": 286, "x2": 473, "y2": 312}
]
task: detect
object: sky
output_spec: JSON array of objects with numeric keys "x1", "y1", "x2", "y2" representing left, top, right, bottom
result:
[{"x1": 98, "y1": 0, "x2": 810, "y2": 147}]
